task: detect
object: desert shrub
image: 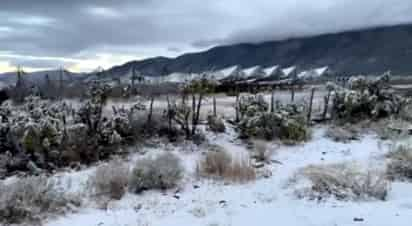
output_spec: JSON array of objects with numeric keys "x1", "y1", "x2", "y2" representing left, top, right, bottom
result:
[
  {"x1": 330, "y1": 74, "x2": 404, "y2": 122},
  {"x1": 89, "y1": 160, "x2": 130, "y2": 200},
  {"x1": 197, "y1": 148, "x2": 232, "y2": 178},
  {"x1": 129, "y1": 152, "x2": 183, "y2": 193},
  {"x1": 291, "y1": 163, "x2": 390, "y2": 201},
  {"x1": 250, "y1": 139, "x2": 274, "y2": 163},
  {"x1": 325, "y1": 125, "x2": 359, "y2": 143},
  {"x1": 196, "y1": 147, "x2": 256, "y2": 183},
  {"x1": 0, "y1": 176, "x2": 80, "y2": 225},
  {"x1": 386, "y1": 145, "x2": 412, "y2": 181},
  {"x1": 279, "y1": 118, "x2": 311, "y2": 144},
  {"x1": 399, "y1": 102, "x2": 412, "y2": 122},
  {"x1": 223, "y1": 158, "x2": 256, "y2": 182},
  {"x1": 207, "y1": 115, "x2": 226, "y2": 133},
  {"x1": 238, "y1": 103, "x2": 311, "y2": 143}
]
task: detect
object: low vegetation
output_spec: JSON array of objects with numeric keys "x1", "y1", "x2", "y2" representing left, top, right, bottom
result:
[
  {"x1": 291, "y1": 163, "x2": 390, "y2": 201},
  {"x1": 0, "y1": 176, "x2": 80, "y2": 225},
  {"x1": 325, "y1": 125, "x2": 359, "y2": 143},
  {"x1": 250, "y1": 139, "x2": 274, "y2": 163},
  {"x1": 196, "y1": 146, "x2": 256, "y2": 183},
  {"x1": 386, "y1": 145, "x2": 412, "y2": 181},
  {"x1": 329, "y1": 74, "x2": 406, "y2": 122},
  {"x1": 129, "y1": 152, "x2": 184, "y2": 193},
  {"x1": 207, "y1": 115, "x2": 226, "y2": 133},
  {"x1": 236, "y1": 95, "x2": 311, "y2": 143},
  {"x1": 88, "y1": 159, "x2": 130, "y2": 200}
]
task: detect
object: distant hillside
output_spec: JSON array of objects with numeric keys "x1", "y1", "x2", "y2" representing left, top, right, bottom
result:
[
  {"x1": 0, "y1": 70, "x2": 83, "y2": 86},
  {"x1": 108, "y1": 23, "x2": 412, "y2": 77}
]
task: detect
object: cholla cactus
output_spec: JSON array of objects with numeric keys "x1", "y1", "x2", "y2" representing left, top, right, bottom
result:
[
  {"x1": 238, "y1": 94, "x2": 268, "y2": 119},
  {"x1": 238, "y1": 100, "x2": 309, "y2": 142},
  {"x1": 329, "y1": 73, "x2": 406, "y2": 121}
]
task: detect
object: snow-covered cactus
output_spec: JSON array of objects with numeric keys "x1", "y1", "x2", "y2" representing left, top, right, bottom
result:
[{"x1": 329, "y1": 73, "x2": 406, "y2": 121}]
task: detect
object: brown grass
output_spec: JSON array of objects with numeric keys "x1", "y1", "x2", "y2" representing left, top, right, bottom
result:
[
  {"x1": 0, "y1": 176, "x2": 80, "y2": 225},
  {"x1": 88, "y1": 159, "x2": 130, "y2": 200},
  {"x1": 291, "y1": 163, "x2": 390, "y2": 201},
  {"x1": 129, "y1": 152, "x2": 184, "y2": 193},
  {"x1": 251, "y1": 139, "x2": 275, "y2": 163},
  {"x1": 386, "y1": 145, "x2": 412, "y2": 181},
  {"x1": 196, "y1": 147, "x2": 256, "y2": 183}
]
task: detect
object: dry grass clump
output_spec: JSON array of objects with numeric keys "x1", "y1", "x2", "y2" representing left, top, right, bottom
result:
[
  {"x1": 325, "y1": 125, "x2": 359, "y2": 143},
  {"x1": 250, "y1": 139, "x2": 274, "y2": 163},
  {"x1": 88, "y1": 159, "x2": 130, "y2": 200},
  {"x1": 129, "y1": 152, "x2": 184, "y2": 193},
  {"x1": 386, "y1": 145, "x2": 412, "y2": 181},
  {"x1": 291, "y1": 163, "x2": 390, "y2": 201},
  {"x1": 196, "y1": 147, "x2": 256, "y2": 183},
  {"x1": 373, "y1": 119, "x2": 409, "y2": 140},
  {"x1": 0, "y1": 176, "x2": 80, "y2": 225}
]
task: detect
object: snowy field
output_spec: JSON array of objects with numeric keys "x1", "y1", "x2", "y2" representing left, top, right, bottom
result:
[
  {"x1": 2, "y1": 87, "x2": 411, "y2": 226},
  {"x1": 101, "y1": 88, "x2": 328, "y2": 121},
  {"x1": 40, "y1": 123, "x2": 412, "y2": 226}
]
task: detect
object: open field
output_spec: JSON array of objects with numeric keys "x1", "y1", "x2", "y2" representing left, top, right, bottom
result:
[{"x1": 2, "y1": 78, "x2": 412, "y2": 226}]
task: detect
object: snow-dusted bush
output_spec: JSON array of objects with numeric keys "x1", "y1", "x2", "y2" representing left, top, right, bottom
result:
[
  {"x1": 238, "y1": 94, "x2": 268, "y2": 119},
  {"x1": 207, "y1": 115, "x2": 226, "y2": 133},
  {"x1": 0, "y1": 176, "x2": 80, "y2": 225},
  {"x1": 129, "y1": 152, "x2": 183, "y2": 193},
  {"x1": 325, "y1": 125, "x2": 359, "y2": 143},
  {"x1": 0, "y1": 83, "x2": 149, "y2": 175},
  {"x1": 291, "y1": 163, "x2": 390, "y2": 201},
  {"x1": 223, "y1": 158, "x2": 256, "y2": 183},
  {"x1": 239, "y1": 108, "x2": 311, "y2": 143},
  {"x1": 196, "y1": 147, "x2": 232, "y2": 178},
  {"x1": 251, "y1": 139, "x2": 274, "y2": 163},
  {"x1": 235, "y1": 95, "x2": 310, "y2": 143},
  {"x1": 196, "y1": 146, "x2": 256, "y2": 182},
  {"x1": 89, "y1": 159, "x2": 130, "y2": 200},
  {"x1": 330, "y1": 73, "x2": 406, "y2": 122},
  {"x1": 386, "y1": 145, "x2": 412, "y2": 181}
]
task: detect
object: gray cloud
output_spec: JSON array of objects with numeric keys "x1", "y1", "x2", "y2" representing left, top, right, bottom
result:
[{"x1": 1, "y1": 0, "x2": 412, "y2": 71}]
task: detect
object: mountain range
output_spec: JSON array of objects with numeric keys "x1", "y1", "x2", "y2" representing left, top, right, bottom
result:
[
  {"x1": 108, "y1": 23, "x2": 412, "y2": 78},
  {"x1": 2, "y1": 23, "x2": 412, "y2": 86}
]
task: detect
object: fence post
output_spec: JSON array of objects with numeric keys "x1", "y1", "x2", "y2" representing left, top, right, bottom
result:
[
  {"x1": 307, "y1": 87, "x2": 315, "y2": 124},
  {"x1": 270, "y1": 88, "x2": 275, "y2": 113},
  {"x1": 322, "y1": 90, "x2": 331, "y2": 121},
  {"x1": 213, "y1": 96, "x2": 217, "y2": 117},
  {"x1": 235, "y1": 92, "x2": 240, "y2": 122}
]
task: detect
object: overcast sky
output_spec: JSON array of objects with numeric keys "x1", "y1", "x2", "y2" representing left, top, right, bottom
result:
[{"x1": 1, "y1": 0, "x2": 412, "y2": 73}]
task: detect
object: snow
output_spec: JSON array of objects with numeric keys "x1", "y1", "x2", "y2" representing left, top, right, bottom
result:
[
  {"x1": 213, "y1": 65, "x2": 243, "y2": 81},
  {"x1": 242, "y1": 66, "x2": 260, "y2": 77},
  {"x1": 220, "y1": 66, "x2": 239, "y2": 77},
  {"x1": 42, "y1": 124, "x2": 412, "y2": 226},
  {"x1": 297, "y1": 71, "x2": 308, "y2": 79},
  {"x1": 315, "y1": 66, "x2": 329, "y2": 76},
  {"x1": 297, "y1": 67, "x2": 328, "y2": 80},
  {"x1": 164, "y1": 72, "x2": 189, "y2": 83},
  {"x1": 282, "y1": 66, "x2": 296, "y2": 77},
  {"x1": 263, "y1": 65, "x2": 279, "y2": 76}
]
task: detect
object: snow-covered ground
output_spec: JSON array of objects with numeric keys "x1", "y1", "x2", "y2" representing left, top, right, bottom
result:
[{"x1": 43, "y1": 124, "x2": 412, "y2": 226}]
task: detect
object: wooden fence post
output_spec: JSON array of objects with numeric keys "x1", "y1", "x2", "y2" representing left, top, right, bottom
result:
[
  {"x1": 270, "y1": 88, "x2": 275, "y2": 113},
  {"x1": 213, "y1": 96, "x2": 217, "y2": 117},
  {"x1": 307, "y1": 88, "x2": 315, "y2": 124},
  {"x1": 322, "y1": 90, "x2": 331, "y2": 121}
]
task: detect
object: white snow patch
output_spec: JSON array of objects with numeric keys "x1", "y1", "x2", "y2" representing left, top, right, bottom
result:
[
  {"x1": 282, "y1": 66, "x2": 296, "y2": 77},
  {"x1": 41, "y1": 125, "x2": 412, "y2": 226}
]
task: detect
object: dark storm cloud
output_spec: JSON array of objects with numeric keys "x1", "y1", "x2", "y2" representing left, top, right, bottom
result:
[{"x1": 1, "y1": 0, "x2": 412, "y2": 71}]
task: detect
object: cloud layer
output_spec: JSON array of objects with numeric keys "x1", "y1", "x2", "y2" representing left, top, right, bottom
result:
[{"x1": 1, "y1": 0, "x2": 412, "y2": 72}]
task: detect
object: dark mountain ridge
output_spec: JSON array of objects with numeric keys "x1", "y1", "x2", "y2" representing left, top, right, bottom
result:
[{"x1": 108, "y1": 23, "x2": 412, "y2": 77}]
